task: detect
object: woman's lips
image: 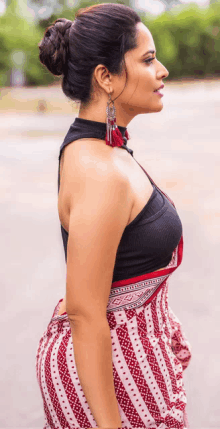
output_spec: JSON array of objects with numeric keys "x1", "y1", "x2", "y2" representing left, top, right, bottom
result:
[{"x1": 154, "y1": 90, "x2": 164, "y2": 97}]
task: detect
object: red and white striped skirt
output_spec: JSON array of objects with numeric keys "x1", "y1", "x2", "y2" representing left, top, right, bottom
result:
[{"x1": 35, "y1": 246, "x2": 192, "y2": 429}]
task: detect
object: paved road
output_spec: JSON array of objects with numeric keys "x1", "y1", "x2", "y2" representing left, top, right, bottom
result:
[{"x1": 1, "y1": 79, "x2": 220, "y2": 428}]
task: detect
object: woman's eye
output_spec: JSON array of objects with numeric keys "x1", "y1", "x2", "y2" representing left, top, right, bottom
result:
[{"x1": 144, "y1": 58, "x2": 155, "y2": 64}]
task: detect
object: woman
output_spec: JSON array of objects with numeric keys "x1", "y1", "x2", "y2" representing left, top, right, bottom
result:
[{"x1": 36, "y1": 3, "x2": 192, "y2": 428}]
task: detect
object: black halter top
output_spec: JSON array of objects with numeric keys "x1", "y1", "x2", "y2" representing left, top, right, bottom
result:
[{"x1": 58, "y1": 117, "x2": 182, "y2": 283}]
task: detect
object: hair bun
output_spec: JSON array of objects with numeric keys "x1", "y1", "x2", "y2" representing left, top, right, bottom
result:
[{"x1": 39, "y1": 18, "x2": 73, "y2": 76}]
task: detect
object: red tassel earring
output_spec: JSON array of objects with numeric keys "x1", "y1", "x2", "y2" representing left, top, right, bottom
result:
[{"x1": 105, "y1": 92, "x2": 124, "y2": 147}]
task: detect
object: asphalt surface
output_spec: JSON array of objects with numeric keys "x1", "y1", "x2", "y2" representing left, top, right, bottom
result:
[{"x1": 1, "y1": 78, "x2": 220, "y2": 428}]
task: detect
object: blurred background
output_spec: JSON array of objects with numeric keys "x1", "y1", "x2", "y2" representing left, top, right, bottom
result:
[{"x1": 0, "y1": 0, "x2": 220, "y2": 428}]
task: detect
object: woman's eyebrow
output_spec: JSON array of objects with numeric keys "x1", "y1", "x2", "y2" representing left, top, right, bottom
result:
[{"x1": 141, "y1": 50, "x2": 156, "y2": 57}]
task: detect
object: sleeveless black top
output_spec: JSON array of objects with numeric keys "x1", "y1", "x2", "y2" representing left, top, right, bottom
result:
[{"x1": 58, "y1": 117, "x2": 182, "y2": 283}]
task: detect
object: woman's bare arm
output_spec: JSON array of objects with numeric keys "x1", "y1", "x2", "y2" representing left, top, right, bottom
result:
[{"x1": 62, "y1": 143, "x2": 132, "y2": 428}]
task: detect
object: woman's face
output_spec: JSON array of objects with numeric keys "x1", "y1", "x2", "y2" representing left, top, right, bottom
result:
[{"x1": 114, "y1": 22, "x2": 169, "y2": 120}]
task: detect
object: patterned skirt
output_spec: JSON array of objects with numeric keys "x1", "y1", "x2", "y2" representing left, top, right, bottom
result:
[{"x1": 35, "y1": 237, "x2": 192, "y2": 429}]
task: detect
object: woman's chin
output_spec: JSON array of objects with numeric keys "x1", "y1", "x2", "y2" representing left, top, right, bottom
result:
[{"x1": 155, "y1": 102, "x2": 164, "y2": 112}]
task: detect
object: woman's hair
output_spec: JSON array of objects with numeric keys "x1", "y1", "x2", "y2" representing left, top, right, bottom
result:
[{"x1": 38, "y1": 3, "x2": 141, "y2": 106}]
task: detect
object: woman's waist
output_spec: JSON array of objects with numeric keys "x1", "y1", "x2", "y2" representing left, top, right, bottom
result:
[{"x1": 56, "y1": 265, "x2": 172, "y2": 320}]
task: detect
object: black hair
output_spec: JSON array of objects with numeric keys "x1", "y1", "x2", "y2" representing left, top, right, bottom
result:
[{"x1": 38, "y1": 3, "x2": 141, "y2": 106}]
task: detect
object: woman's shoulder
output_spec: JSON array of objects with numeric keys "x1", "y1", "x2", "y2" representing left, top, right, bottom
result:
[
  {"x1": 58, "y1": 138, "x2": 133, "y2": 216},
  {"x1": 60, "y1": 137, "x2": 131, "y2": 183}
]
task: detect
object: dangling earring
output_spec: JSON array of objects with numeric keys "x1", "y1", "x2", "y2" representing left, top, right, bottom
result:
[{"x1": 105, "y1": 92, "x2": 124, "y2": 147}]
